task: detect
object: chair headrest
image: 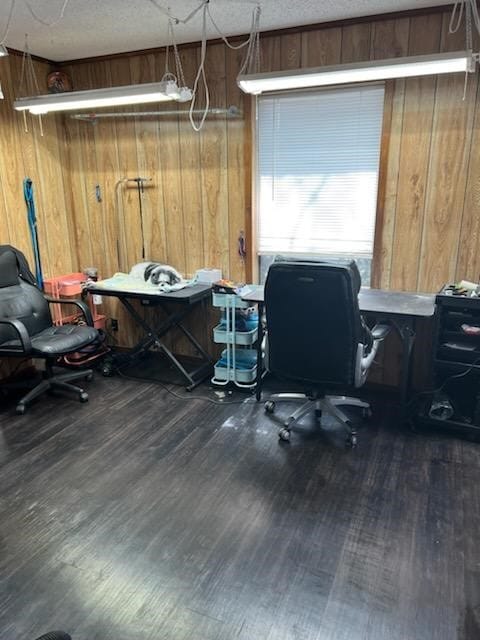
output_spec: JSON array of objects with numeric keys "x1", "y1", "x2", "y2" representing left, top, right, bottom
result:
[
  {"x1": 0, "y1": 249, "x2": 21, "y2": 287},
  {"x1": 272, "y1": 256, "x2": 361, "y2": 293}
]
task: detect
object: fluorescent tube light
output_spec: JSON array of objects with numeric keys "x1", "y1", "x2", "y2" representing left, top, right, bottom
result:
[
  {"x1": 238, "y1": 51, "x2": 475, "y2": 95},
  {"x1": 0, "y1": 44, "x2": 8, "y2": 57},
  {"x1": 14, "y1": 80, "x2": 191, "y2": 114}
]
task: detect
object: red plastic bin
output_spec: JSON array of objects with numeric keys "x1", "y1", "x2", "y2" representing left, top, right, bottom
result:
[{"x1": 43, "y1": 272, "x2": 106, "y2": 328}]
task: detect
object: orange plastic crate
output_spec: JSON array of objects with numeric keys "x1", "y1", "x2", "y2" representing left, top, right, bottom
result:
[
  {"x1": 44, "y1": 272, "x2": 85, "y2": 297},
  {"x1": 43, "y1": 272, "x2": 105, "y2": 328}
]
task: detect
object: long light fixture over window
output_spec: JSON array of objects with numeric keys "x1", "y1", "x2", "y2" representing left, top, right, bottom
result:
[
  {"x1": 238, "y1": 51, "x2": 476, "y2": 95},
  {"x1": 14, "y1": 80, "x2": 193, "y2": 115}
]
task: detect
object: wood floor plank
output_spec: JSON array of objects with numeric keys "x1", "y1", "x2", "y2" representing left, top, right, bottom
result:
[{"x1": 0, "y1": 377, "x2": 479, "y2": 639}]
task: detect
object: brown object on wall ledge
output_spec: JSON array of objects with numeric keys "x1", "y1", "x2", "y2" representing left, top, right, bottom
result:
[{"x1": 47, "y1": 70, "x2": 73, "y2": 94}]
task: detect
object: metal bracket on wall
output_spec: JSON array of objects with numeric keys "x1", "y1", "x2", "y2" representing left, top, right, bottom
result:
[{"x1": 69, "y1": 105, "x2": 242, "y2": 123}]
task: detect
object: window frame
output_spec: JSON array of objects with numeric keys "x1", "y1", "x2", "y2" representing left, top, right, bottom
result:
[{"x1": 250, "y1": 81, "x2": 389, "y2": 286}]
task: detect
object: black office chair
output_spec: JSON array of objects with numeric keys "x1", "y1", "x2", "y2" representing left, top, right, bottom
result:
[
  {"x1": 262, "y1": 259, "x2": 390, "y2": 446},
  {"x1": 0, "y1": 246, "x2": 98, "y2": 414}
]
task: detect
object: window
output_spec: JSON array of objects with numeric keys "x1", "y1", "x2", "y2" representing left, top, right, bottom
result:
[{"x1": 256, "y1": 84, "x2": 385, "y2": 284}]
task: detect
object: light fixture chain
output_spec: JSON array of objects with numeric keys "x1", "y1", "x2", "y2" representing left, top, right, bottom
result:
[
  {"x1": 164, "y1": 40, "x2": 170, "y2": 75},
  {"x1": 174, "y1": 43, "x2": 186, "y2": 88},
  {"x1": 466, "y1": 1, "x2": 473, "y2": 51}
]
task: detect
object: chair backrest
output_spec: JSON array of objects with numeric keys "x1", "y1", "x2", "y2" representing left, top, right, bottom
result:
[
  {"x1": 0, "y1": 248, "x2": 52, "y2": 345},
  {"x1": 264, "y1": 259, "x2": 363, "y2": 387}
]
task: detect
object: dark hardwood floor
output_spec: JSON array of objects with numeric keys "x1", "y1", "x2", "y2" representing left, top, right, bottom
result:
[{"x1": 0, "y1": 376, "x2": 479, "y2": 640}]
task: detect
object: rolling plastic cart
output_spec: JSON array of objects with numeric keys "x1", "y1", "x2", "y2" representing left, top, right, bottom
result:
[{"x1": 211, "y1": 291, "x2": 259, "y2": 389}]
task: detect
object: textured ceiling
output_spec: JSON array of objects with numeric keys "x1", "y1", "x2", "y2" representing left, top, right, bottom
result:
[{"x1": 1, "y1": 0, "x2": 454, "y2": 62}]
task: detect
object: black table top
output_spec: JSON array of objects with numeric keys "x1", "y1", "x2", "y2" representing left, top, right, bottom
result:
[
  {"x1": 358, "y1": 289, "x2": 435, "y2": 318},
  {"x1": 240, "y1": 285, "x2": 435, "y2": 318},
  {"x1": 87, "y1": 283, "x2": 212, "y2": 304}
]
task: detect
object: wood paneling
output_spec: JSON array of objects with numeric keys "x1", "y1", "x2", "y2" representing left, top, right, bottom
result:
[
  {"x1": 0, "y1": 55, "x2": 72, "y2": 377},
  {"x1": 226, "y1": 46, "x2": 248, "y2": 283},
  {"x1": 301, "y1": 27, "x2": 342, "y2": 67},
  {"x1": 0, "y1": 55, "x2": 72, "y2": 276},
  {"x1": 418, "y1": 16, "x2": 477, "y2": 291},
  {"x1": 389, "y1": 14, "x2": 442, "y2": 291},
  {"x1": 3, "y1": 7, "x2": 480, "y2": 388}
]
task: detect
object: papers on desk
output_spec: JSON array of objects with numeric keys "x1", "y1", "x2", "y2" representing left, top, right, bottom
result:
[{"x1": 237, "y1": 284, "x2": 264, "y2": 300}]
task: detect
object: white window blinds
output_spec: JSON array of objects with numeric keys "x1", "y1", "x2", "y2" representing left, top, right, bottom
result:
[{"x1": 256, "y1": 84, "x2": 385, "y2": 258}]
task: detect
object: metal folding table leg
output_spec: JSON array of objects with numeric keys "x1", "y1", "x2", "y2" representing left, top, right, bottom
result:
[{"x1": 116, "y1": 296, "x2": 213, "y2": 390}]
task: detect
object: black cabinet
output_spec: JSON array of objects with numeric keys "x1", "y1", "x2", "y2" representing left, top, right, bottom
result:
[{"x1": 418, "y1": 290, "x2": 480, "y2": 438}]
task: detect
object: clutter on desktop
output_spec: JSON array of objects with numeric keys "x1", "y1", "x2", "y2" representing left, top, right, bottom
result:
[{"x1": 441, "y1": 280, "x2": 480, "y2": 297}]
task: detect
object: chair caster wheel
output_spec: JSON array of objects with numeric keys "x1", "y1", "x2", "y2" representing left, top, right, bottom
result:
[
  {"x1": 15, "y1": 403, "x2": 26, "y2": 415},
  {"x1": 79, "y1": 392, "x2": 89, "y2": 403},
  {"x1": 346, "y1": 434, "x2": 357, "y2": 448},
  {"x1": 101, "y1": 363, "x2": 115, "y2": 377},
  {"x1": 278, "y1": 428, "x2": 290, "y2": 442},
  {"x1": 85, "y1": 373, "x2": 93, "y2": 382},
  {"x1": 265, "y1": 400, "x2": 275, "y2": 414}
]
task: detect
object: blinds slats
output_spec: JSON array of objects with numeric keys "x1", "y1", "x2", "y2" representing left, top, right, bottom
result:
[{"x1": 257, "y1": 85, "x2": 385, "y2": 257}]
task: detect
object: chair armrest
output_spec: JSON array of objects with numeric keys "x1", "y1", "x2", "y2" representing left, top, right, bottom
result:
[
  {"x1": 0, "y1": 318, "x2": 32, "y2": 354},
  {"x1": 354, "y1": 323, "x2": 391, "y2": 387},
  {"x1": 45, "y1": 296, "x2": 94, "y2": 327},
  {"x1": 371, "y1": 323, "x2": 391, "y2": 341}
]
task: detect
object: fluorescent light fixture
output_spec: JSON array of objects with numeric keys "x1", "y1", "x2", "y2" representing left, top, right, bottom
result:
[
  {"x1": 14, "y1": 80, "x2": 192, "y2": 115},
  {"x1": 0, "y1": 44, "x2": 8, "y2": 57},
  {"x1": 238, "y1": 51, "x2": 475, "y2": 95}
]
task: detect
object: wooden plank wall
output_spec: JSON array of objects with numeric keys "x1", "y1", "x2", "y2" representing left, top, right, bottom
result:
[
  {"x1": 0, "y1": 54, "x2": 72, "y2": 379},
  {"x1": 2, "y1": 7, "x2": 480, "y2": 388},
  {"x1": 56, "y1": 7, "x2": 479, "y2": 387}
]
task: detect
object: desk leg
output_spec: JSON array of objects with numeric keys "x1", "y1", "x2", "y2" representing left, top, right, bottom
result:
[
  {"x1": 115, "y1": 297, "x2": 212, "y2": 390},
  {"x1": 395, "y1": 318, "x2": 416, "y2": 420},
  {"x1": 255, "y1": 302, "x2": 264, "y2": 402}
]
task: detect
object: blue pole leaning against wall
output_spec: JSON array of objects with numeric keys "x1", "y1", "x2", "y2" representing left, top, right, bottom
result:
[{"x1": 23, "y1": 178, "x2": 44, "y2": 290}]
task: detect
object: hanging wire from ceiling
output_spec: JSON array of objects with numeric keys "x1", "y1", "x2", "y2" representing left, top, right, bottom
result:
[
  {"x1": 146, "y1": 0, "x2": 207, "y2": 25},
  {"x1": 0, "y1": 0, "x2": 15, "y2": 46},
  {"x1": 148, "y1": 0, "x2": 261, "y2": 131},
  {"x1": 187, "y1": 0, "x2": 261, "y2": 130},
  {"x1": 18, "y1": 33, "x2": 43, "y2": 134},
  {"x1": 207, "y1": 2, "x2": 261, "y2": 52},
  {"x1": 189, "y1": 2, "x2": 210, "y2": 131},
  {"x1": 162, "y1": 17, "x2": 190, "y2": 100},
  {"x1": 449, "y1": 0, "x2": 480, "y2": 42},
  {"x1": 24, "y1": 0, "x2": 70, "y2": 28},
  {"x1": 448, "y1": 0, "x2": 480, "y2": 100},
  {"x1": 4, "y1": 0, "x2": 261, "y2": 133}
]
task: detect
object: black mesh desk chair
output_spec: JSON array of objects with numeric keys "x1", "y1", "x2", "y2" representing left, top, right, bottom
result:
[
  {"x1": 0, "y1": 246, "x2": 98, "y2": 414},
  {"x1": 263, "y1": 259, "x2": 390, "y2": 446}
]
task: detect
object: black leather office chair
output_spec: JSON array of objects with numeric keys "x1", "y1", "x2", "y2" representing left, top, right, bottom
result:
[
  {"x1": 0, "y1": 246, "x2": 98, "y2": 414},
  {"x1": 263, "y1": 259, "x2": 390, "y2": 446}
]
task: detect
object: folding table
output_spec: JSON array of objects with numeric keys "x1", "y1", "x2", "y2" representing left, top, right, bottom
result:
[{"x1": 87, "y1": 283, "x2": 213, "y2": 390}]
